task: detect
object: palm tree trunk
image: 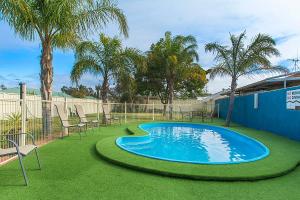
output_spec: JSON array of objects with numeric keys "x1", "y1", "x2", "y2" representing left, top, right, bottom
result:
[
  {"x1": 101, "y1": 73, "x2": 109, "y2": 123},
  {"x1": 168, "y1": 79, "x2": 174, "y2": 120},
  {"x1": 40, "y1": 38, "x2": 53, "y2": 136},
  {"x1": 158, "y1": 92, "x2": 168, "y2": 117},
  {"x1": 225, "y1": 78, "x2": 237, "y2": 127},
  {"x1": 101, "y1": 75, "x2": 109, "y2": 103},
  {"x1": 143, "y1": 95, "x2": 149, "y2": 112},
  {"x1": 163, "y1": 104, "x2": 167, "y2": 117}
]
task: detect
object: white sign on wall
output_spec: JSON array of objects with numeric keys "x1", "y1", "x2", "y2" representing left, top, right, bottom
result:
[{"x1": 287, "y1": 89, "x2": 300, "y2": 109}]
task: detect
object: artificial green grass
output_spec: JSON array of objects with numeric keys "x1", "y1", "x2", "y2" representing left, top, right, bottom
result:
[
  {"x1": 96, "y1": 120, "x2": 300, "y2": 181},
  {"x1": 0, "y1": 121, "x2": 299, "y2": 200}
]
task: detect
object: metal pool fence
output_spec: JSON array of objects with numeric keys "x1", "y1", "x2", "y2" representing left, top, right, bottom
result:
[{"x1": 0, "y1": 96, "x2": 217, "y2": 164}]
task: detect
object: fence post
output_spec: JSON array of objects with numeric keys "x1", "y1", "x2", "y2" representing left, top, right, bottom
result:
[
  {"x1": 97, "y1": 99, "x2": 100, "y2": 121},
  {"x1": 64, "y1": 97, "x2": 68, "y2": 113},
  {"x1": 124, "y1": 102, "x2": 127, "y2": 123},
  {"x1": 152, "y1": 102, "x2": 155, "y2": 121},
  {"x1": 97, "y1": 90, "x2": 100, "y2": 121},
  {"x1": 64, "y1": 97, "x2": 68, "y2": 135},
  {"x1": 20, "y1": 83, "x2": 26, "y2": 146}
]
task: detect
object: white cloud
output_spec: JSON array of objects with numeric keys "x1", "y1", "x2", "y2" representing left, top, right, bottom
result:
[{"x1": 102, "y1": 0, "x2": 300, "y2": 93}]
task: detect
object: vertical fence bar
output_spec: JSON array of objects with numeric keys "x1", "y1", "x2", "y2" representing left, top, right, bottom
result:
[
  {"x1": 97, "y1": 99, "x2": 100, "y2": 121},
  {"x1": 97, "y1": 89, "x2": 100, "y2": 121},
  {"x1": 64, "y1": 97, "x2": 68, "y2": 113},
  {"x1": 64, "y1": 97, "x2": 68, "y2": 135},
  {"x1": 20, "y1": 83, "x2": 26, "y2": 146}
]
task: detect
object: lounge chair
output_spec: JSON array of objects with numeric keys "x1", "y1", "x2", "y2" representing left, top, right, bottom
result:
[
  {"x1": 0, "y1": 133, "x2": 41, "y2": 186},
  {"x1": 74, "y1": 105, "x2": 99, "y2": 129},
  {"x1": 102, "y1": 104, "x2": 121, "y2": 125},
  {"x1": 55, "y1": 104, "x2": 86, "y2": 139}
]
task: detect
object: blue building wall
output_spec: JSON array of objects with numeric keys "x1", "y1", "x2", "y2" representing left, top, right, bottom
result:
[{"x1": 216, "y1": 86, "x2": 300, "y2": 141}]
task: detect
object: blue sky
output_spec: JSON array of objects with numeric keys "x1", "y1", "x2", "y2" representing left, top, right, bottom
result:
[{"x1": 1, "y1": 0, "x2": 300, "y2": 93}]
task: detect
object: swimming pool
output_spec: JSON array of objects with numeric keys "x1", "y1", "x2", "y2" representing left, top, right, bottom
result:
[{"x1": 116, "y1": 123, "x2": 269, "y2": 164}]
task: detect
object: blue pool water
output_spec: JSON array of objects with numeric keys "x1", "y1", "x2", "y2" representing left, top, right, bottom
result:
[{"x1": 116, "y1": 123, "x2": 269, "y2": 164}]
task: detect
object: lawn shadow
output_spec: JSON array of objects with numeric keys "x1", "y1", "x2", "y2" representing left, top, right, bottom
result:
[{"x1": 0, "y1": 169, "x2": 28, "y2": 187}]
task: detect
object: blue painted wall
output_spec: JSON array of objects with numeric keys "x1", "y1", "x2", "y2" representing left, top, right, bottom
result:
[{"x1": 216, "y1": 86, "x2": 300, "y2": 141}]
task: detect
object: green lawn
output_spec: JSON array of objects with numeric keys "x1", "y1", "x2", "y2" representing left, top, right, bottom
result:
[
  {"x1": 97, "y1": 121, "x2": 300, "y2": 181},
  {"x1": 0, "y1": 120, "x2": 300, "y2": 200}
]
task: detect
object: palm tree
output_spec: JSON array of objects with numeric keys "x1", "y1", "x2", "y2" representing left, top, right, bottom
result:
[
  {"x1": 205, "y1": 31, "x2": 288, "y2": 127},
  {"x1": 0, "y1": 0, "x2": 128, "y2": 135},
  {"x1": 148, "y1": 32, "x2": 199, "y2": 119},
  {"x1": 71, "y1": 34, "x2": 122, "y2": 104},
  {"x1": 70, "y1": 34, "x2": 142, "y2": 121}
]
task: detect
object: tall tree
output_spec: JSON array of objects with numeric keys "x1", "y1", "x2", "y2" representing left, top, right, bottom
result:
[
  {"x1": 140, "y1": 43, "x2": 169, "y2": 115},
  {"x1": 61, "y1": 85, "x2": 96, "y2": 98},
  {"x1": 0, "y1": 84, "x2": 7, "y2": 91},
  {"x1": 0, "y1": 0, "x2": 128, "y2": 135},
  {"x1": 114, "y1": 72, "x2": 137, "y2": 103},
  {"x1": 146, "y1": 32, "x2": 199, "y2": 118},
  {"x1": 113, "y1": 48, "x2": 146, "y2": 103},
  {"x1": 205, "y1": 31, "x2": 288, "y2": 126},
  {"x1": 176, "y1": 64, "x2": 207, "y2": 99},
  {"x1": 71, "y1": 34, "x2": 142, "y2": 121},
  {"x1": 71, "y1": 34, "x2": 123, "y2": 104}
]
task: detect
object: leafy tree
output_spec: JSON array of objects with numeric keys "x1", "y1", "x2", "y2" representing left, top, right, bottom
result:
[
  {"x1": 0, "y1": 84, "x2": 7, "y2": 91},
  {"x1": 113, "y1": 72, "x2": 137, "y2": 103},
  {"x1": 71, "y1": 34, "x2": 143, "y2": 123},
  {"x1": 137, "y1": 46, "x2": 169, "y2": 114},
  {"x1": 0, "y1": 0, "x2": 128, "y2": 135},
  {"x1": 145, "y1": 32, "x2": 199, "y2": 118},
  {"x1": 176, "y1": 64, "x2": 207, "y2": 99},
  {"x1": 113, "y1": 48, "x2": 146, "y2": 103},
  {"x1": 205, "y1": 31, "x2": 288, "y2": 126},
  {"x1": 71, "y1": 34, "x2": 139, "y2": 104},
  {"x1": 61, "y1": 85, "x2": 96, "y2": 98},
  {"x1": 135, "y1": 68, "x2": 153, "y2": 101}
]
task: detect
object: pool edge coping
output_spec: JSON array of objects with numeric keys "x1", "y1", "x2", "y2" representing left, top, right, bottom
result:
[{"x1": 116, "y1": 122, "x2": 270, "y2": 165}]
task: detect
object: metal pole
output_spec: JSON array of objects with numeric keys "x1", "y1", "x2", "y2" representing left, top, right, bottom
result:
[
  {"x1": 97, "y1": 100, "x2": 100, "y2": 121},
  {"x1": 20, "y1": 83, "x2": 26, "y2": 146},
  {"x1": 124, "y1": 102, "x2": 127, "y2": 123},
  {"x1": 284, "y1": 79, "x2": 287, "y2": 88},
  {"x1": 97, "y1": 88, "x2": 100, "y2": 120},
  {"x1": 64, "y1": 97, "x2": 67, "y2": 113},
  {"x1": 64, "y1": 97, "x2": 68, "y2": 135}
]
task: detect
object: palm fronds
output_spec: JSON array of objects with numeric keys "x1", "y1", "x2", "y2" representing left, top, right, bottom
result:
[{"x1": 205, "y1": 31, "x2": 287, "y2": 126}]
